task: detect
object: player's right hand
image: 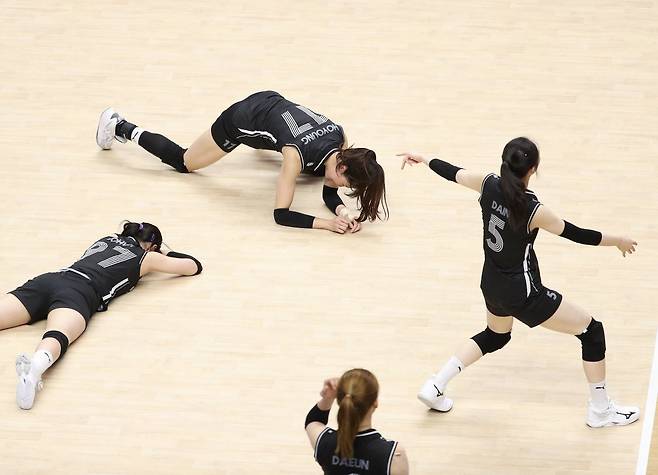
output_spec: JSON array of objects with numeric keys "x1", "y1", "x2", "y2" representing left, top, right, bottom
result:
[
  {"x1": 398, "y1": 152, "x2": 428, "y2": 169},
  {"x1": 320, "y1": 378, "x2": 339, "y2": 400}
]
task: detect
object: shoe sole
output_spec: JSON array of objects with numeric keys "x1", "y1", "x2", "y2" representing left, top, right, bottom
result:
[
  {"x1": 417, "y1": 393, "x2": 453, "y2": 412},
  {"x1": 586, "y1": 415, "x2": 640, "y2": 428},
  {"x1": 96, "y1": 107, "x2": 115, "y2": 150}
]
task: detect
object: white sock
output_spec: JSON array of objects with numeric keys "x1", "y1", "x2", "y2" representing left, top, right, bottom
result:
[
  {"x1": 30, "y1": 350, "x2": 54, "y2": 379},
  {"x1": 589, "y1": 380, "x2": 609, "y2": 410},
  {"x1": 130, "y1": 127, "x2": 144, "y2": 143},
  {"x1": 434, "y1": 356, "x2": 464, "y2": 391}
]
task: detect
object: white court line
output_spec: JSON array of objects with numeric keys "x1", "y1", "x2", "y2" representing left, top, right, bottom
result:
[{"x1": 636, "y1": 330, "x2": 658, "y2": 475}]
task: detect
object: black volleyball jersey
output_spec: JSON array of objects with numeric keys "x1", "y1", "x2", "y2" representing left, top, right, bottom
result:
[
  {"x1": 234, "y1": 91, "x2": 345, "y2": 176},
  {"x1": 479, "y1": 174, "x2": 543, "y2": 303},
  {"x1": 315, "y1": 428, "x2": 398, "y2": 475},
  {"x1": 65, "y1": 235, "x2": 147, "y2": 311}
]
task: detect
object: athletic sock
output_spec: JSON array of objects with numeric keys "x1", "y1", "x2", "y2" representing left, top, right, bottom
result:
[
  {"x1": 136, "y1": 131, "x2": 189, "y2": 173},
  {"x1": 434, "y1": 356, "x2": 464, "y2": 391},
  {"x1": 30, "y1": 350, "x2": 54, "y2": 379},
  {"x1": 589, "y1": 380, "x2": 609, "y2": 410},
  {"x1": 115, "y1": 120, "x2": 137, "y2": 141}
]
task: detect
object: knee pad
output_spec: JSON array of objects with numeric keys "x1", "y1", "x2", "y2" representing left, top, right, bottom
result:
[
  {"x1": 43, "y1": 330, "x2": 69, "y2": 356},
  {"x1": 576, "y1": 318, "x2": 606, "y2": 362},
  {"x1": 471, "y1": 327, "x2": 511, "y2": 355}
]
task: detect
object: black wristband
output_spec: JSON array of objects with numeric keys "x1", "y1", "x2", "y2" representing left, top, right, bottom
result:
[
  {"x1": 273, "y1": 208, "x2": 315, "y2": 228},
  {"x1": 322, "y1": 185, "x2": 345, "y2": 215},
  {"x1": 560, "y1": 221, "x2": 603, "y2": 246},
  {"x1": 167, "y1": 251, "x2": 203, "y2": 275},
  {"x1": 305, "y1": 404, "x2": 330, "y2": 428},
  {"x1": 428, "y1": 158, "x2": 462, "y2": 182}
]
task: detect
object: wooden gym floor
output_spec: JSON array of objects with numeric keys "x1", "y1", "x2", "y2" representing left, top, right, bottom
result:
[{"x1": 0, "y1": 1, "x2": 657, "y2": 474}]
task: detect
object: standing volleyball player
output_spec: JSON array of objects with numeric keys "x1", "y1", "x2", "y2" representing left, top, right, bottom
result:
[
  {"x1": 0, "y1": 221, "x2": 202, "y2": 409},
  {"x1": 305, "y1": 369, "x2": 409, "y2": 475},
  {"x1": 96, "y1": 91, "x2": 388, "y2": 234},
  {"x1": 399, "y1": 137, "x2": 639, "y2": 428}
]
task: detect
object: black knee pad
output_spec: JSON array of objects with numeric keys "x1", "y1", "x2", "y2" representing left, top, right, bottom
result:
[
  {"x1": 43, "y1": 330, "x2": 69, "y2": 356},
  {"x1": 576, "y1": 318, "x2": 606, "y2": 362},
  {"x1": 471, "y1": 327, "x2": 512, "y2": 355}
]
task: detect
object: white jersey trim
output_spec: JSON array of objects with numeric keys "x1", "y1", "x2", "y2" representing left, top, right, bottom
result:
[
  {"x1": 315, "y1": 148, "x2": 339, "y2": 171},
  {"x1": 387, "y1": 441, "x2": 399, "y2": 475},
  {"x1": 523, "y1": 244, "x2": 532, "y2": 298},
  {"x1": 102, "y1": 278, "x2": 130, "y2": 302},
  {"x1": 61, "y1": 268, "x2": 91, "y2": 280},
  {"x1": 314, "y1": 427, "x2": 331, "y2": 462},
  {"x1": 479, "y1": 173, "x2": 496, "y2": 203},
  {"x1": 527, "y1": 202, "x2": 542, "y2": 234},
  {"x1": 236, "y1": 128, "x2": 277, "y2": 144}
]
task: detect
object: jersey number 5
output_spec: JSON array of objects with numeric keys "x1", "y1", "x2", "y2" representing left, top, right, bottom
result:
[{"x1": 486, "y1": 215, "x2": 505, "y2": 253}]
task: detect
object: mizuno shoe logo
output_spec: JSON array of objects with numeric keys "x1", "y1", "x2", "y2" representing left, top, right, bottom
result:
[
  {"x1": 616, "y1": 411, "x2": 635, "y2": 420},
  {"x1": 595, "y1": 386, "x2": 605, "y2": 390},
  {"x1": 433, "y1": 384, "x2": 442, "y2": 398}
]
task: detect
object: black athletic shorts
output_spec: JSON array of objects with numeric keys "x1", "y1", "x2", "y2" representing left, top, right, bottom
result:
[
  {"x1": 484, "y1": 285, "x2": 563, "y2": 328},
  {"x1": 210, "y1": 90, "x2": 284, "y2": 153},
  {"x1": 9, "y1": 271, "x2": 100, "y2": 324}
]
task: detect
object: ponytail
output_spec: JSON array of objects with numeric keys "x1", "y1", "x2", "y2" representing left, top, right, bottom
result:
[
  {"x1": 336, "y1": 395, "x2": 361, "y2": 459},
  {"x1": 120, "y1": 220, "x2": 163, "y2": 252},
  {"x1": 499, "y1": 138, "x2": 540, "y2": 230},
  {"x1": 335, "y1": 368, "x2": 379, "y2": 459}
]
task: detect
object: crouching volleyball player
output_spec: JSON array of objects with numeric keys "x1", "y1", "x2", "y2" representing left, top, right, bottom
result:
[
  {"x1": 305, "y1": 369, "x2": 409, "y2": 474},
  {"x1": 400, "y1": 138, "x2": 639, "y2": 428},
  {"x1": 96, "y1": 91, "x2": 389, "y2": 234},
  {"x1": 0, "y1": 221, "x2": 202, "y2": 409}
]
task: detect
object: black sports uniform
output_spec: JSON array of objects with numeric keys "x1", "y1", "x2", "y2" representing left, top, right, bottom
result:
[
  {"x1": 479, "y1": 173, "x2": 563, "y2": 327},
  {"x1": 211, "y1": 91, "x2": 345, "y2": 176},
  {"x1": 10, "y1": 235, "x2": 147, "y2": 323},
  {"x1": 314, "y1": 427, "x2": 398, "y2": 475}
]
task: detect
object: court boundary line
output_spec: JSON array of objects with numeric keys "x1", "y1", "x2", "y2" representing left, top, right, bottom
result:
[{"x1": 636, "y1": 329, "x2": 658, "y2": 475}]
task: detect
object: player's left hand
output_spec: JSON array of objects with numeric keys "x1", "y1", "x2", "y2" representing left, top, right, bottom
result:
[{"x1": 339, "y1": 208, "x2": 362, "y2": 233}]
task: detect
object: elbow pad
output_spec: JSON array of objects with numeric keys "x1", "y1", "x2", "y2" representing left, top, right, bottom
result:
[
  {"x1": 273, "y1": 208, "x2": 315, "y2": 228},
  {"x1": 560, "y1": 221, "x2": 602, "y2": 246},
  {"x1": 167, "y1": 251, "x2": 203, "y2": 275},
  {"x1": 305, "y1": 404, "x2": 330, "y2": 428},
  {"x1": 428, "y1": 158, "x2": 462, "y2": 182},
  {"x1": 322, "y1": 185, "x2": 345, "y2": 214}
]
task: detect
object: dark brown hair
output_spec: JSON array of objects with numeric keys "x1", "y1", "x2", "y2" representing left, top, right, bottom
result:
[
  {"x1": 120, "y1": 221, "x2": 163, "y2": 252},
  {"x1": 337, "y1": 148, "x2": 388, "y2": 222},
  {"x1": 336, "y1": 368, "x2": 379, "y2": 459},
  {"x1": 500, "y1": 137, "x2": 540, "y2": 230}
]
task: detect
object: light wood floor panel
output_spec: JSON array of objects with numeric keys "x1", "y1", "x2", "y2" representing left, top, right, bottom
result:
[{"x1": 0, "y1": 1, "x2": 656, "y2": 474}]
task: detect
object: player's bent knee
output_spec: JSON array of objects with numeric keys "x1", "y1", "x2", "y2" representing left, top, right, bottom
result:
[
  {"x1": 576, "y1": 318, "x2": 605, "y2": 362},
  {"x1": 471, "y1": 327, "x2": 512, "y2": 355},
  {"x1": 42, "y1": 330, "x2": 70, "y2": 356}
]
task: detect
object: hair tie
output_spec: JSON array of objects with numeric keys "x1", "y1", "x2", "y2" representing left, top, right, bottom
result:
[{"x1": 138, "y1": 223, "x2": 144, "y2": 231}]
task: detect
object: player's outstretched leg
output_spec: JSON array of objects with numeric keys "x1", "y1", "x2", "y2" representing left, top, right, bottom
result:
[
  {"x1": 16, "y1": 308, "x2": 86, "y2": 410},
  {"x1": 96, "y1": 108, "x2": 227, "y2": 173},
  {"x1": 418, "y1": 312, "x2": 513, "y2": 411},
  {"x1": 540, "y1": 298, "x2": 639, "y2": 427}
]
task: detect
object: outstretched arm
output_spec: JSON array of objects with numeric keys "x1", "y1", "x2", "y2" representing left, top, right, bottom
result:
[
  {"x1": 398, "y1": 152, "x2": 487, "y2": 192},
  {"x1": 273, "y1": 149, "x2": 351, "y2": 233},
  {"x1": 530, "y1": 204, "x2": 638, "y2": 256},
  {"x1": 140, "y1": 249, "x2": 202, "y2": 277}
]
